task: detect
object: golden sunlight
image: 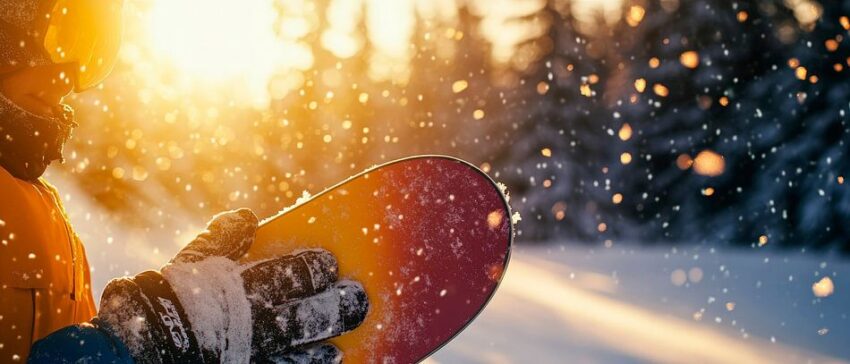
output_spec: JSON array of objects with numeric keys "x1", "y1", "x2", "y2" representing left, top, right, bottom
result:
[
  {"x1": 127, "y1": 0, "x2": 621, "y2": 108},
  {"x1": 144, "y1": 0, "x2": 311, "y2": 106},
  {"x1": 148, "y1": 0, "x2": 283, "y2": 79}
]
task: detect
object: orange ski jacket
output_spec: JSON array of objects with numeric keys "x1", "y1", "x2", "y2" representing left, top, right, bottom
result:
[{"x1": 0, "y1": 166, "x2": 96, "y2": 362}]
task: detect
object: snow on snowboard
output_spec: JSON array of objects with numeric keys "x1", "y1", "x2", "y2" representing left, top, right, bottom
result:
[{"x1": 243, "y1": 156, "x2": 514, "y2": 363}]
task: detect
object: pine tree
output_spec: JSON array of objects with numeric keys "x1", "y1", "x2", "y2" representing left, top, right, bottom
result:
[
  {"x1": 610, "y1": 0, "x2": 797, "y2": 244},
  {"x1": 493, "y1": 1, "x2": 617, "y2": 241},
  {"x1": 699, "y1": 2, "x2": 850, "y2": 250}
]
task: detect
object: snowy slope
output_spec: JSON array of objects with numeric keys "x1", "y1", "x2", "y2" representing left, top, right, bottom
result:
[
  {"x1": 429, "y1": 245, "x2": 849, "y2": 363},
  {"x1": 50, "y1": 170, "x2": 849, "y2": 363}
]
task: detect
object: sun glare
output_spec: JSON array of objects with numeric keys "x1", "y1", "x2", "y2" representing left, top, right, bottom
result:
[
  {"x1": 137, "y1": 0, "x2": 558, "y2": 106},
  {"x1": 146, "y1": 0, "x2": 308, "y2": 106}
]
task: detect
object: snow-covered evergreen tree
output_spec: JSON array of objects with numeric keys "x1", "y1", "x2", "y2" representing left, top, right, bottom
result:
[
  {"x1": 609, "y1": 0, "x2": 798, "y2": 245},
  {"x1": 493, "y1": 1, "x2": 618, "y2": 241},
  {"x1": 698, "y1": 2, "x2": 850, "y2": 250}
]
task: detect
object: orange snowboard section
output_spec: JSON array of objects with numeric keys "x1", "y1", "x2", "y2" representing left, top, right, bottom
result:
[{"x1": 246, "y1": 156, "x2": 513, "y2": 363}]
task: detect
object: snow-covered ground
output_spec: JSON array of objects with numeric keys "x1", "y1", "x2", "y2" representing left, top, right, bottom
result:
[
  {"x1": 429, "y1": 245, "x2": 849, "y2": 364},
  {"x1": 51, "y1": 171, "x2": 850, "y2": 363}
]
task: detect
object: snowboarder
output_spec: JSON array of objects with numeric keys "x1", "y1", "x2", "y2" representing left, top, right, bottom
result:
[{"x1": 0, "y1": 1, "x2": 369, "y2": 362}]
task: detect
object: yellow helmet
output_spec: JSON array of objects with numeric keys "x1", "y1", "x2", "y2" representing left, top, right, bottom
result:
[
  {"x1": 0, "y1": 0, "x2": 124, "y2": 91},
  {"x1": 42, "y1": 0, "x2": 124, "y2": 91}
]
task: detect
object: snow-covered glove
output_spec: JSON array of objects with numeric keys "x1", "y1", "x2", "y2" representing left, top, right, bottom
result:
[{"x1": 96, "y1": 209, "x2": 369, "y2": 363}]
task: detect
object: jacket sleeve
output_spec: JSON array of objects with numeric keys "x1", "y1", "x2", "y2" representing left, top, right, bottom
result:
[
  {"x1": 0, "y1": 286, "x2": 35, "y2": 362},
  {"x1": 28, "y1": 319, "x2": 134, "y2": 364},
  {"x1": 76, "y1": 236, "x2": 98, "y2": 320}
]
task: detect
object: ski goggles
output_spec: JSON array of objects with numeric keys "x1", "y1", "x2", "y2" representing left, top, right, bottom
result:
[
  {"x1": 0, "y1": 0, "x2": 123, "y2": 91},
  {"x1": 42, "y1": 0, "x2": 124, "y2": 91}
]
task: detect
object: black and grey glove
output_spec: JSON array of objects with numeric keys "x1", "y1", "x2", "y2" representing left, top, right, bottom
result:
[{"x1": 96, "y1": 209, "x2": 369, "y2": 363}]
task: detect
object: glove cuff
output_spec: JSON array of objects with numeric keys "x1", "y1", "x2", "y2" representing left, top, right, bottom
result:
[
  {"x1": 133, "y1": 270, "x2": 206, "y2": 362},
  {"x1": 162, "y1": 256, "x2": 253, "y2": 363},
  {"x1": 99, "y1": 271, "x2": 207, "y2": 363}
]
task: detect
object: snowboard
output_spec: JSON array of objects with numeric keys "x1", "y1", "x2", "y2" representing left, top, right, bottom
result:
[{"x1": 243, "y1": 155, "x2": 514, "y2": 363}]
